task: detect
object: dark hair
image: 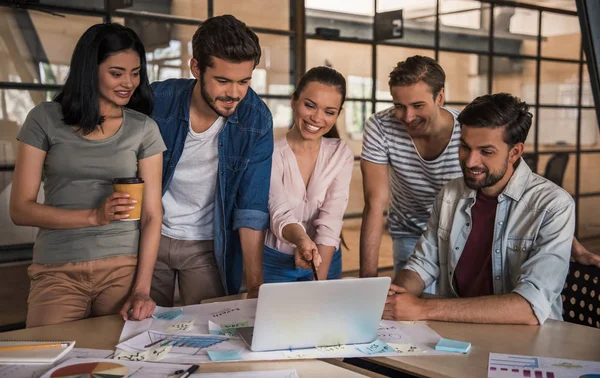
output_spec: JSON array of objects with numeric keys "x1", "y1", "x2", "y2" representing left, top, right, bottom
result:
[
  {"x1": 457, "y1": 93, "x2": 533, "y2": 146},
  {"x1": 54, "y1": 23, "x2": 153, "y2": 135},
  {"x1": 292, "y1": 66, "x2": 346, "y2": 139},
  {"x1": 389, "y1": 55, "x2": 445, "y2": 99},
  {"x1": 192, "y1": 15, "x2": 261, "y2": 74}
]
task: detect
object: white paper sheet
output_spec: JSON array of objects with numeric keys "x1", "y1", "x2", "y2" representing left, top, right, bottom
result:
[
  {"x1": 39, "y1": 358, "x2": 189, "y2": 378},
  {"x1": 117, "y1": 299, "x2": 444, "y2": 364},
  {"x1": 488, "y1": 353, "x2": 600, "y2": 378},
  {"x1": 40, "y1": 358, "x2": 298, "y2": 378},
  {"x1": 0, "y1": 348, "x2": 113, "y2": 378},
  {"x1": 119, "y1": 300, "x2": 258, "y2": 342}
]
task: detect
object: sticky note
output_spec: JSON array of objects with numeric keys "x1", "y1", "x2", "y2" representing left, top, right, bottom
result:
[
  {"x1": 152, "y1": 308, "x2": 183, "y2": 320},
  {"x1": 355, "y1": 339, "x2": 395, "y2": 355},
  {"x1": 435, "y1": 338, "x2": 471, "y2": 353},
  {"x1": 115, "y1": 350, "x2": 148, "y2": 361},
  {"x1": 166, "y1": 320, "x2": 194, "y2": 332},
  {"x1": 147, "y1": 344, "x2": 172, "y2": 361},
  {"x1": 387, "y1": 343, "x2": 426, "y2": 354},
  {"x1": 208, "y1": 320, "x2": 238, "y2": 337},
  {"x1": 207, "y1": 350, "x2": 242, "y2": 361}
]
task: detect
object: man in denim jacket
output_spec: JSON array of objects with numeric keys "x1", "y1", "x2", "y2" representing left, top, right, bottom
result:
[
  {"x1": 384, "y1": 93, "x2": 574, "y2": 325},
  {"x1": 149, "y1": 15, "x2": 272, "y2": 303}
]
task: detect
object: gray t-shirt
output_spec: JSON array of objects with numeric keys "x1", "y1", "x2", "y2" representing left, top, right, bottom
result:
[{"x1": 17, "y1": 101, "x2": 166, "y2": 264}]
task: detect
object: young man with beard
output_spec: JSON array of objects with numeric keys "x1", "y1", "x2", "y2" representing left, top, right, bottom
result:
[
  {"x1": 149, "y1": 15, "x2": 272, "y2": 304},
  {"x1": 383, "y1": 93, "x2": 573, "y2": 325},
  {"x1": 360, "y1": 56, "x2": 599, "y2": 284}
]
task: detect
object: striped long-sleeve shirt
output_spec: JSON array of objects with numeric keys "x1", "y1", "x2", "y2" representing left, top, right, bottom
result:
[{"x1": 361, "y1": 106, "x2": 463, "y2": 237}]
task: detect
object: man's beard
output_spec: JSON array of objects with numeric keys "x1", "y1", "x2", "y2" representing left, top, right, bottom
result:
[
  {"x1": 461, "y1": 158, "x2": 508, "y2": 190},
  {"x1": 200, "y1": 77, "x2": 240, "y2": 118}
]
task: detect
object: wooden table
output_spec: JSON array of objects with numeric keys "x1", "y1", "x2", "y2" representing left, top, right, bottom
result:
[
  {"x1": 0, "y1": 315, "x2": 370, "y2": 377},
  {"x1": 367, "y1": 319, "x2": 600, "y2": 378}
]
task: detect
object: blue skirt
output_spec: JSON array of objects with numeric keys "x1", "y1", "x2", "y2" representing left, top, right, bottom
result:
[{"x1": 263, "y1": 244, "x2": 342, "y2": 283}]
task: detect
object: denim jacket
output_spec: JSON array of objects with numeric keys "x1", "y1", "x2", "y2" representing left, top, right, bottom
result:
[
  {"x1": 151, "y1": 79, "x2": 273, "y2": 295},
  {"x1": 404, "y1": 159, "x2": 575, "y2": 324}
]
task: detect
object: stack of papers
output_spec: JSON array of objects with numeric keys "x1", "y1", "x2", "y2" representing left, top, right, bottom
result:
[{"x1": 115, "y1": 299, "x2": 446, "y2": 363}]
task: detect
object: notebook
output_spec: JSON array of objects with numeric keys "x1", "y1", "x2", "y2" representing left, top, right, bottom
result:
[{"x1": 0, "y1": 340, "x2": 76, "y2": 364}]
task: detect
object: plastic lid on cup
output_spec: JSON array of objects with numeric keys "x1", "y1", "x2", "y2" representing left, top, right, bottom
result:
[{"x1": 113, "y1": 177, "x2": 144, "y2": 184}]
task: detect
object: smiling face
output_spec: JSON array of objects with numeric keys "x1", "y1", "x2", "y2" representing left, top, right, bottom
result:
[
  {"x1": 391, "y1": 81, "x2": 444, "y2": 138},
  {"x1": 291, "y1": 81, "x2": 343, "y2": 141},
  {"x1": 459, "y1": 125, "x2": 523, "y2": 195},
  {"x1": 191, "y1": 56, "x2": 254, "y2": 118},
  {"x1": 97, "y1": 49, "x2": 141, "y2": 109}
]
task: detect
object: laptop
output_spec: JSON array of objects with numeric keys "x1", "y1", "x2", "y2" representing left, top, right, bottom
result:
[{"x1": 237, "y1": 277, "x2": 391, "y2": 352}]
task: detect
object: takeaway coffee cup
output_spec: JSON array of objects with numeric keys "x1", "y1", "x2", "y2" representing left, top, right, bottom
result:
[{"x1": 112, "y1": 177, "x2": 144, "y2": 221}]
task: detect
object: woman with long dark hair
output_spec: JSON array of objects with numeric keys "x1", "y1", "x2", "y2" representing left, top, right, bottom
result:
[
  {"x1": 263, "y1": 66, "x2": 353, "y2": 282},
  {"x1": 10, "y1": 23, "x2": 165, "y2": 326}
]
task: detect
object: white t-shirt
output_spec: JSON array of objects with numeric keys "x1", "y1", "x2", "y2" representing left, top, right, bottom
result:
[{"x1": 161, "y1": 116, "x2": 225, "y2": 240}]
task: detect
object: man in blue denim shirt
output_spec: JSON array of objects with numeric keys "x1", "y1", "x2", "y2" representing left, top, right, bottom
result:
[
  {"x1": 384, "y1": 93, "x2": 574, "y2": 325},
  {"x1": 149, "y1": 15, "x2": 272, "y2": 302}
]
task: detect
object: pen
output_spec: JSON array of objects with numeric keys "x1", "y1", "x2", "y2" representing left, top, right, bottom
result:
[
  {"x1": 179, "y1": 364, "x2": 199, "y2": 378},
  {"x1": 144, "y1": 338, "x2": 166, "y2": 348},
  {"x1": 0, "y1": 343, "x2": 70, "y2": 352},
  {"x1": 310, "y1": 259, "x2": 319, "y2": 281}
]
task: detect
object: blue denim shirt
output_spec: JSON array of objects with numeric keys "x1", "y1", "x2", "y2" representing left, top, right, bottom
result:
[
  {"x1": 404, "y1": 160, "x2": 575, "y2": 324},
  {"x1": 151, "y1": 79, "x2": 273, "y2": 295}
]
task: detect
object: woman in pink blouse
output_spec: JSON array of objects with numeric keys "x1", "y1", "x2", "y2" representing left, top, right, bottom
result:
[{"x1": 263, "y1": 66, "x2": 354, "y2": 282}]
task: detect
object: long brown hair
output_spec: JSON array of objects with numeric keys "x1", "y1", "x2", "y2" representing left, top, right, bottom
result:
[{"x1": 293, "y1": 66, "x2": 346, "y2": 138}]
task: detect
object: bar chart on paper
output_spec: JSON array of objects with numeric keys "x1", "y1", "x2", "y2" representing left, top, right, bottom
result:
[
  {"x1": 488, "y1": 353, "x2": 600, "y2": 378},
  {"x1": 147, "y1": 331, "x2": 228, "y2": 349}
]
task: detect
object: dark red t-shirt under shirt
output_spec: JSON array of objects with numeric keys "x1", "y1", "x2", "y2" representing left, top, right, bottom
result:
[{"x1": 453, "y1": 190, "x2": 498, "y2": 298}]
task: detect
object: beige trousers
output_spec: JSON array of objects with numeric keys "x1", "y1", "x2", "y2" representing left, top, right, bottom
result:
[
  {"x1": 26, "y1": 254, "x2": 137, "y2": 328},
  {"x1": 150, "y1": 235, "x2": 225, "y2": 307}
]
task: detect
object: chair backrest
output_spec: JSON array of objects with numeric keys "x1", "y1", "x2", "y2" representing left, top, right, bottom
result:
[
  {"x1": 561, "y1": 261, "x2": 600, "y2": 328},
  {"x1": 544, "y1": 153, "x2": 569, "y2": 187},
  {"x1": 522, "y1": 153, "x2": 538, "y2": 172}
]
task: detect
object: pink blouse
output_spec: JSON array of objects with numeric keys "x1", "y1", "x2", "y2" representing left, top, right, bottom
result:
[{"x1": 265, "y1": 136, "x2": 354, "y2": 255}]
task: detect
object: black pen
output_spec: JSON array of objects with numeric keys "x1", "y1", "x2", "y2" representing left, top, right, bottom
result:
[
  {"x1": 310, "y1": 259, "x2": 319, "y2": 281},
  {"x1": 179, "y1": 364, "x2": 199, "y2": 378}
]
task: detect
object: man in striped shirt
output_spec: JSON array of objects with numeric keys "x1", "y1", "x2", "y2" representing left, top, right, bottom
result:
[{"x1": 359, "y1": 55, "x2": 599, "y2": 282}]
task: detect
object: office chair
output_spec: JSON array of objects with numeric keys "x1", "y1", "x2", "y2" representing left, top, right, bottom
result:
[
  {"x1": 562, "y1": 261, "x2": 600, "y2": 329},
  {"x1": 544, "y1": 152, "x2": 569, "y2": 187}
]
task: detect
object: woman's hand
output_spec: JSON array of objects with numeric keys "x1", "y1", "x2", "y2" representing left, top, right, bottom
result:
[
  {"x1": 294, "y1": 236, "x2": 322, "y2": 270},
  {"x1": 120, "y1": 290, "x2": 156, "y2": 321},
  {"x1": 91, "y1": 192, "x2": 137, "y2": 225}
]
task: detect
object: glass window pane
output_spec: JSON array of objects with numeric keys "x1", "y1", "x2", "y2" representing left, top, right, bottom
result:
[
  {"x1": 439, "y1": 0, "x2": 490, "y2": 53},
  {"x1": 128, "y1": 0, "x2": 208, "y2": 19},
  {"x1": 215, "y1": 0, "x2": 289, "y2": 31},
  {"x1": 265, "y1": 99, "x2": 292, "y2": 130},
  {"x1": 539, "y1": 61, "x2": 580, "y2": 106},
  {"x1": 378, "y1": 1, "x2": 436, "y2": 48},
  {"x1": 581, "y1": 154, "x2": 600, "y2": 195},
  {"x1": 341, "y1": 100, "x2": 372, "y2": 136},
  {"x1": 0, "y1": 90, "x2": 54, "y2": 248},
  {"x1": 0, "y1": 9, "x2": 102, "y2": 84},
  {"x1": 306, "y1": 40, "x2": 371, "y2": 99},
  {"x1": 537, "y1": 108, "x2": 579, "y2": 148},
  {"x1": 493, "y1": 6, "x2": 538, "y2": 57},
  {"x1": 537, "y1": 152, "x2": 575, "y2": 193},
  {"x1": 581, "y1": 109, "x2": 600, "y2": 148},
  {"x1": 582, "y1": 64, "x2": 594, "y2": 107},
  {"x1": 376, "y1": 46, "x2": 435, "y2": 100},
  {"x1": 439, "y1": 52, "x2": 488, "y2": 103},
  {"x1": 375, "y1": 101, "x2": 392, "y2": 113},
  {"x1": 254, "y1": 34, "x2": 292, "y2": 96},
  {"x1": 306, "y1": 8, "x2": 373, "y2": 39},
  {"x1": 492, "y1": 57, "x2": 537, "y2": 105},
  {"x1": 306, "y1": 0, "x2": 373, "y2": 16},
  {"x1": 579, "y1": 197, "x2": 600, "y2": 239},
  {"x1": 541, "y1": 12, "x2": 581, "y2": 61}
]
